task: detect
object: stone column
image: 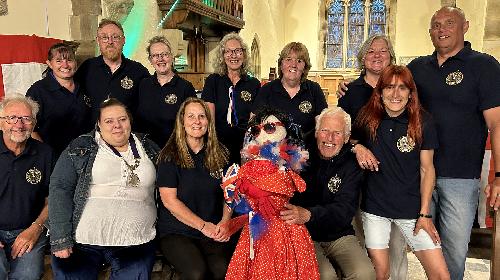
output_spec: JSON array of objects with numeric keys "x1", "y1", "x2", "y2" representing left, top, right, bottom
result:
[{"x1": 70, "y1": 0, "x2": 102, "y2": 63}]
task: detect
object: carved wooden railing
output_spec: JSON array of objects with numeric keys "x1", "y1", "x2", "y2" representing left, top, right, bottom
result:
[{"x1": 157, "y1": 0, "x2": 244, "y2": 31}]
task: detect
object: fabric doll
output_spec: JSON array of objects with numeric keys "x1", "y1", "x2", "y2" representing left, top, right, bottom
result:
[{"x1": 222, "y1": 108, "x2": 319, "y2": 280}]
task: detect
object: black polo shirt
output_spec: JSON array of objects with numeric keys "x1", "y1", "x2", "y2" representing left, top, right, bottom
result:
[
  {"x1": 358, "y1": 111, "x2": 438, "y2": 219},
  {"x1": 407, "y1": 42, "x2": 500, "y2": 179},
  {"x1": 292, "y1": 144, "x2": 363, "y2": 242},
  {"x1": 0, "y1": 133, "x2": 53, "y2": 230},
  {"x1": 201, "y1": 73, "x2": 260, "y2": 163},
  {"x1": 252, "y1": 79, "x2": 327, "y2": 136},
  {"x1": 156, "y1": 148, "x2": 223, "y2": 239},
  {"x1": 75, "y1": 54, "x2": 150, "y2": 124},
  {"x1": 338, "y1": 75, "x2": 373, "y2": 122},
  {"x1": 26, "y1": 72, "x2": 91, "y2": 157},
  {"x1": 135, "y1": 74, "x2": 196, "y2": 147}
]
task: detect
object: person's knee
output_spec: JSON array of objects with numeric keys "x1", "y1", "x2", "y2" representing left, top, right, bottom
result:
[
  {"x1": 350, "y1": 265, "x2": 376, "y2": 280},
  {"x1": 209, "y1": 261, "x2": 228, "y2": 280},
  {"x1": 9, "y1": 263, "x2": 44, "y2": 280},
  {"x1": 181, "y1": 265, "x2": 207, "y2": 280}
]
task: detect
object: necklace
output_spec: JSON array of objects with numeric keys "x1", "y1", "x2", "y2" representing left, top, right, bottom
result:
[{"x1": 106, "y1": 136, "x2": 141, "y2": 187}]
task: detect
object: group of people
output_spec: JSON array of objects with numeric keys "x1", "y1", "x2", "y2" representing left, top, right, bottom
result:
[{"x1": 1, "y1": 5, "x2": 499, "y2": 280}]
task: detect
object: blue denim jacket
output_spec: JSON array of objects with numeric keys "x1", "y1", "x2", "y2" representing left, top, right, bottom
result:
[{"x1": 48, "y1": 131, "x2": 160, "y2": 252}]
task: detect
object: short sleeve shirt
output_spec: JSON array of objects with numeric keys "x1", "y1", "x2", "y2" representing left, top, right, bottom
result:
[
  {"x1": 156, "y1": 149, "x2": 223, "y2": 239},
  {"x1": 75, "y1": 54, "x2": 150, "y2": 124},
  {"x1": 135, "y1": 74, "x2": 196, "y2": 147},
  {"x1": 359, "y1": 112, "x2": 439, "y2": 219},
  {"x1": 252, "y1": 79, "x2": 327, "y2": 136},
  {"x1": 337, "y1": 75, "x2": 373, "y2": 122},
  {"x1": 407, "y1": 42, "x2": 500, "y2": 178},
  {"x1": 26, "y1": 73, "x2": 91, "y2": 156},
  {"x1": 0, "y1": 134, "x2": 53, "y2": 230}
]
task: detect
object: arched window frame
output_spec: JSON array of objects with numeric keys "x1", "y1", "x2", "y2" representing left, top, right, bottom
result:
[{"x1": 324, "y1": 0, "x2": 389, "y2": 70}]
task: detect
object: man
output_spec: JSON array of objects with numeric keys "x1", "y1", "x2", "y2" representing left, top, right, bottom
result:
[
  {"x1": 75, "y1": 19, "x2": 149, "y2": 124},
  {"x1": 0, "y1": 94, "x2": 53, "y2": 279},
  {"x1": 280, "y1": 107, "x2": 375, "y2": 280},
  {"x1": 406, "y1": 7, "x2": 500, "y2": 279}
]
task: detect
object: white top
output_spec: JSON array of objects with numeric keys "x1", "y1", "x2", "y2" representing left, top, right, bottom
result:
[{"x1": 75, "y1": 133, "x2": 157, "y2": 246}]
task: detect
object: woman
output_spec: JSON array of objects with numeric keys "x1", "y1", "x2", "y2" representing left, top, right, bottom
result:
[
  {"x1": 338, "y1": 34, "x2": 395, "y2": 122},
  {"x1": 26, "y1": 42, "x2": 90, "y2": 157},
  {"x1": 201, "y1": 32, "x2": 260, "y2": 164},
  {"x1": 354, "y1": 65, "x2": 449, "y2": 280},
  {"x1": 222, "y1": 107, "x2": 319, "y2": 280},
  {"x1": 48, "y1": 98, "x2": 159, "y2": 279},
  {"x1": 156, "y1": 97, "x2": 230, "y2": 280},
  {"x1": 252, "y1": 42, "x2": 327, "y2": 137},
  {"x1": 135, "y1": 35, "x2": 197, "y2": 147}
]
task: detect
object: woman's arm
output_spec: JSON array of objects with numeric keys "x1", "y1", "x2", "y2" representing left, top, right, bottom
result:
[
  {"x1": 414, "y1": 149, "x2": 440, "y2": 244},
  {"x1": 159, "y1": 187, "x2": 217, "y2": 238}
]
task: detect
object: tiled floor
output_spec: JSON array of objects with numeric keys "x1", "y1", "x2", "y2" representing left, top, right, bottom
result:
[{"x1": 407, "y1": 253, "x2": 490, "y2": 280}]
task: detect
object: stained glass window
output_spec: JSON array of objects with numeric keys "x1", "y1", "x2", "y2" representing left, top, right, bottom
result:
[
  {"x1": 326, "y1": 0, "x2": 387, "y2": 69},
  {"x1": 326, "y1": 0, "x2": 344, "y2": 68},
  {"x1": 369, "y1": 0, "x2": 386, "y2": 35}
]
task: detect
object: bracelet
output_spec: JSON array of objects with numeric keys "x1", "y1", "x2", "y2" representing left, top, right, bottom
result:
[
  {"x1": 200, "y1": 222, "x2": 206, "y2": 231},
  {"x1": 418, "y1": 213, "x2": 433, "y2": 219},
  {"x1": 350, "y1": 143, "x2": 358, "y2": 154},
  {"x1": 495, "y1": 172, "x2": 500, "y2": 178},
  {"x1": 32, "y1": 222, "x2": 44, "y2": 231}
]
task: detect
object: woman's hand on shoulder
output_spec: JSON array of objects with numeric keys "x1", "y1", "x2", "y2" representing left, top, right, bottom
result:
[
  {"x1": 53, "y1": 247, "x2": 73, "y2": 258},
  {"x1": 353, "y1": 144, "x2": 379, "y2": 171}
]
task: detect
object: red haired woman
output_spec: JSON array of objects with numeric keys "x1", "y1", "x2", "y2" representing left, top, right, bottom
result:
[{"x1": 354, "y1": 65, "x2": 449, "y2": 280}]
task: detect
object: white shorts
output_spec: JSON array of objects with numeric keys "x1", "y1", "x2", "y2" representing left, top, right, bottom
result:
[{"x1": 361, "y1": 211, "x2": 441, "y2": 252}]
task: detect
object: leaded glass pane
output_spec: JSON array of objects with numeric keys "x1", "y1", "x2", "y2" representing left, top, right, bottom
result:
[
  {"x1": 346, "y1": 0, "x2": 364, "y2": 68},
  {"x1": 369, "y1": 0, "x2": 386, "y2": 35},
  {"x1": 326, "y1": 0, "x2": 344, "y2": 68}
]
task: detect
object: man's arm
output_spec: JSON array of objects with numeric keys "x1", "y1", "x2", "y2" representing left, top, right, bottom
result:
[
  {"x1": 484, "y1": 106, "x2": 500, "y2": 210},
  {"x1": 11, "y1": 198, "x2": 48, "y2": 259}
]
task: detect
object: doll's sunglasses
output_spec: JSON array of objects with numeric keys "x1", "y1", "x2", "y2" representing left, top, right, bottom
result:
[{"x1": 249, "y1": 122, "x2": 284, "y2": 137}]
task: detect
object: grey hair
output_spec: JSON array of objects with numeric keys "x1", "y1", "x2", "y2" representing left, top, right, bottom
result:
[
  {"x1": 146, "y1": 35, "x2": 173, "y2": 57},
  {"x1": 315, "y1": 106, "x2": 351, "y2": 139},
  {"x1": 212, "y1": 32, "x2": 250, "y2": 76},
  {"x1": 357, "y1": 34, "x2": 396, "y2": 73},
  {"x1": 0, "y1": 93, "x2": 40, "y2": 119}
]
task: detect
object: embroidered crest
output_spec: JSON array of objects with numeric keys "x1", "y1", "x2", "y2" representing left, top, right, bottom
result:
[
  {"x1": 397, "y1": 135, "x2": 415, "y2": 153},
  {"x1": 241, "y1": 91, "x2": 252, "y2": 102},
  {"x1": 298, "y1": 101, "x2": 312, "y2": 113},
  {"x1": 121, "y1": 76, "x2": 134, "y2": 89},
  {"x1": 327, "y1": 175, "x2": 342, "y2": 194},
  {"x1": 210, "y1": 168, "x2": 223, "y2": 179},
  {"x1": 164, "y1": 94, "x2": 178, "y2": 104},
  {"x1": 445, "y1": 70, "x2": 463, "y2": 86},
  {"x1": 83, "y1": 95, "x2": 91, "y2": 107},
  {"x1": 26, "y1": 167, "x2": 42, "y2": 185}
]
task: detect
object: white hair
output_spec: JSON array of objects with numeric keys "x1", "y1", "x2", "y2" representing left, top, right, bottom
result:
[{"x1": 315, "y1": 106, "x2": 351, "y2": 138}]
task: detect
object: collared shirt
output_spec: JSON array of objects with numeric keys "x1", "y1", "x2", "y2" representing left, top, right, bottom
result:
[
  {"x1": 252, "y1": 79, "x2": 327, "y2": 136},
  {"x1": 26, "y1": 72, "x2": 91, "y2": 157},
  {"x1": 135, "y1": 74, "x2": 196, "y2": 147},
  {"x1": 201, "y1": 73, "x2": 260, "y2": 163},
  {"x1": 0, "y1": 132, "x2": 53, "y2": 230},
  {"x1": 292, "y1": 144, "x2": 363, "y2": 242},
  {"x1": 156, "y1": 148, "x2": 223, "y2": 239},
  {"x1": 75, "y1": 54, "x2": 150, "y2": 124},
  {"x1": 357, "y1": 111, "x2": 438, "y2": 219},
  {"x1": 337, "y1": 75, "x2": 373, "y2": 122},
  {"x1": 408, "y1": 42, "x2": 500, "y2": 179}
]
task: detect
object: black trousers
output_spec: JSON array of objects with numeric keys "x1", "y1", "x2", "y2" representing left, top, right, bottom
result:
[{"x1": 160, "y1": 234, "x2": 229, "y2": 280}]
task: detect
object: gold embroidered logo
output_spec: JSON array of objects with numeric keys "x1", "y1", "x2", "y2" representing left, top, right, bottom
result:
[
  {"x1": 327, "y1": 175, "x2": 342, "y2": 194},
  {"x1": 26, "y1": 168, "x2": 42, "y2": 185},
  {"x1": 298, "y1": 101, "x2": 312, "y2": 113},
  {"x1": 210, "y1": 169, "x2": 223, "y2": 179},
  {"x1": 397, "y1": 135, "x2": 415, "y2": 153},
  {"x1": 83, "y1": 95, "x2": 91, "y2": 107},
  {"x1": 241, "y1": 91, "x2": 252, "y2": 102},
  {"x1": 121, "y1": 76, "x2": 134, "y2": 89},
  {"x1": 445, "y1": 70, "x2": 463, "y2": 86},
  {"x1": 164, "y1": 94, "x2": 178, "y2": 104}
]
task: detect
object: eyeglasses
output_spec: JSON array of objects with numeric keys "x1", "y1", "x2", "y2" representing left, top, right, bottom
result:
[
  {"x1": 224, "y1": 48, "x2": 244, "y2": 57},
  {"x1": 97, "y1": 35, "x2": 123, "y2": 43},
  {"x1": 249, "y1": 122, "x2": 284, "y2": 138},
  {"x1": 0, "y1": 116, "x2": 34, "y2": 125},
  {"x1": 150, "y1": 52, "x2": 171, "y2": 60}
]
